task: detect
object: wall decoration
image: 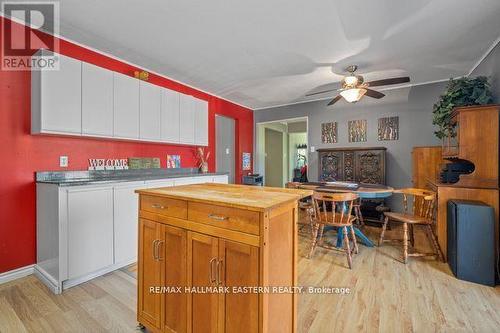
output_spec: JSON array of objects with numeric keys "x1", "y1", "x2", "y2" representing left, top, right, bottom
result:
[
  {"x1": 128, "y1": 157, "x2": 161, "y2": 169},
  {"x1": 166, "y1": 155, "x2": 181, "y2": 168},
  {"x1": 242, "y1": 152, "x2": 251, "y2": 170},
  {"x1": 321, "y1": 122, "x2": 338, "y2": 143},
  {"x1": 348, "y1": 119, "x2": 367, "y2": 142},
  {"x1": 378, "y1": 116, "x2": 399, "y2": 141},
  {"x1": 195, "y1": 148, "x2": 210, "y2": 173}
]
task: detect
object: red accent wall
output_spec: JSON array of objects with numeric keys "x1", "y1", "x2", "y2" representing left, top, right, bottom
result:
[{"x1": 0, "y1": 17, "x2": 253, "y2": 273}]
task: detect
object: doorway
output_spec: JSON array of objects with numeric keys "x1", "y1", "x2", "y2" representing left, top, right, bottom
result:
[
  {"x1": 256, "y1": 117, "x2": 308, "y2": 188},
  {"x1": 264, "y1": 128, "x2": 284, "y2": 187},
  {"x1": 216, "y1": 115, "x2": 235, "y2": 183}
]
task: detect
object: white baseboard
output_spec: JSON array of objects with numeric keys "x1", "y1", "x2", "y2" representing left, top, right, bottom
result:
[
  {"x1": 62, "y1": 259, "x2": 136, "y2": 291},
  {"x1": 0, "y1": 264, "x2": 35, "y2": 284},
  {"x1": 34, "y1": 265, "x2": 62, "y2": 294}
]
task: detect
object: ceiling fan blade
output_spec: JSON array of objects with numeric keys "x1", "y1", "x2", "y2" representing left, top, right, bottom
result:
[
  {"x1": 306, "y1": 88, "x2": 338, "y2": 97},
  {"x1": 327, "y1": 95, "x2": 342, "y2": 106},
  {"x1": 366, "y1": 77, "x2": 410, "y2": 87},
  {"x1": 364, "y1": 89, "x2": 385, "y2": 99}
]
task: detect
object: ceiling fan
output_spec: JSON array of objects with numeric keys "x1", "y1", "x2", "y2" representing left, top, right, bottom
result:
[{"x1": 306, "y1": 65, "x2": 410, "y2": 105}]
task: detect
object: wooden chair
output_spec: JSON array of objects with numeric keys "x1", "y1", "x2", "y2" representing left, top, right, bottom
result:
[
  {"x1": 309, "y1": 192, "x2": 359, "y2": 269},
  {"x1": 286, "y1": 182, "x2": 315, "y2": 236},
  {"x1": 352, "y1": 198, "x2": 364, "y2": 227},
  {"x1": 378, "y1": 188, "x2": 443, "y2": 263}
]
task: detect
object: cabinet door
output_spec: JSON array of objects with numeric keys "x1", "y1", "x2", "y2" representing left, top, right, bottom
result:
[
  {"x1": 67, "y1": 187, "x2": 114, "y2": 279},
  {"x1": 355, "y1": 150, "x2": 385, "y2": 184},
  {"x1": 218, "y1": 240, "x2": 259, "y2": 333},
  {"x1": 161, "y1": 225, "x2": 187, "y2": 333},
  {"x1": 187, "y1": 232, "x2": 218, "y2": 333},
  {"x1": 113, "y1": 182, "x2": 144, "y2": 264},
  {"x1": 179, "y1": 94, "x2": 195, "y2": 144},
  {"x1": 161, "y1": 89, "x2": 180, "y2": 143},
  {"x1": 138, "y1": 219, "x2": 162, "y2": 330},
  {"x1": 174, "y1": 177, "x2": 206, "y2": 186},
  {"x1": 212, "y1": 175, "x2": 229, "y2": 184},
  {"x1": 33, "y1": 50, "x2": 82, "y2": 134},
  {"x1": 319, "y1": 151, "x2": 343, "y2": 181},
  {"x1": 113, "y1": 72, "x2": 140, "y2": 139},
  {"x1": 194, "y1": 98, "x2": 209, "y2": 146},
  {"x1": 140, "y1": 81, "x2": 162, "y2": 141},
  {"x1": 81, "y1": 62, "x2": 113, "y2": 136}
]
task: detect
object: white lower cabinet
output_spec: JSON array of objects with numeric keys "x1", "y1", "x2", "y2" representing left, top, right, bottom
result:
[
  {"x1": 113, "y1": 182, "x2": 147, "y2": 264},
  {"x1": 67, "y1": 186, "x2": 114, "y2": 279},
  {"x1": 36, "y1": 174, "x2": 225, "y2": 294}
]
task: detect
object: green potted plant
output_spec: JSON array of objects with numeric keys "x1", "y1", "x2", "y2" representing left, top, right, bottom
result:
[{"x1": 432, "y1": 76, "x2": 493, "y2": 139}]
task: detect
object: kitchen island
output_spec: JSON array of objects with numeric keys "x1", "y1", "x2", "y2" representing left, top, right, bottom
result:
[{"x1": 135, "y1": 183, "x2": 312, "y2": 333}]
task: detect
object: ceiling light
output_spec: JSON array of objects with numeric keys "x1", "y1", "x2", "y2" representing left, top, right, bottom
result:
[
  {"x1": 343, "y1": 75, "x2": 358, "y2": 86},
  {"x1": 340, "y1": 88, "x2": 367, "y2": 103}
]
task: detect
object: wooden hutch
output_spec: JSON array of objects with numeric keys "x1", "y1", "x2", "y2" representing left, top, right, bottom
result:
[
  {"x1": 421, "y1": 105, "x2": 499, "y2": 261},
  {"x1": 318, "y1": 147, "x2": 386, "y2": 184}
]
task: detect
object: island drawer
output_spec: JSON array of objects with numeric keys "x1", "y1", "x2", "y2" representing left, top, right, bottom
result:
[
  {"x1": 188, "y1": 202, "x2": 260, "y2": 235},
  {"x1": 140, "y1": 195, "x2": 187, "y2": 219}
]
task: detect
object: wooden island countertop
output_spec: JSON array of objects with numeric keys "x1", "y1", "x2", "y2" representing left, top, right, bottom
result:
[
  {"x1": 136, "y1": 182, "x2": 312, "y2": 333},
  {"x1": 136, "y1": 182, "x2": 312, "y2": 212}
]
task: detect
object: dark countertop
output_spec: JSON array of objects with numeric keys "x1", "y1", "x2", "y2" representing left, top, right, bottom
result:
[{"x1": 36, "y1": 168, "x2": 229, "y2": 187}]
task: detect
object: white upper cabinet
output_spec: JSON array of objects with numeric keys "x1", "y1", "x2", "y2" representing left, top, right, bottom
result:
[
  {"x1": 139, "y1": 81, "x2": 162, "y2": 141},
  {"x1": 31, "y1": 51, "x2": 209, "y2": 145},
  {"x1": 160, "y1": 89, "x2": 180, "y2": 143},
  {"x1": 82, "y1": 62, "x2": 113, "y2": 136},
  {"x1": 179, "y1": 93, "x2": 195, "y2": 144},
  {"x1": 113, "y1": 72, "x2": 140, "y2": 139},
  {"x1": 32, "y1": 50, "x2": 82, "y2": 135},
  {"x1": 194, "y1": 98, "x2": 209, "y2": 146}
]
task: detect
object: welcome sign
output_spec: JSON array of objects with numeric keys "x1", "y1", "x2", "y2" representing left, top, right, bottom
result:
[{"x1": 88, "y1": 159, "x2": 128, "y2": 170}]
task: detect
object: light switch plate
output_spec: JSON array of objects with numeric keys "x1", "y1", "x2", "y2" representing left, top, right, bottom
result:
[
  {"x1": 226, "y1": 148, "x2": 230, "y2": 155},
  {"x1": 310, "y1": 146, "x2": 315, "y2": 153},
  {"x1": 60, "y1": 156, "x2": 68, "y2": 167}
]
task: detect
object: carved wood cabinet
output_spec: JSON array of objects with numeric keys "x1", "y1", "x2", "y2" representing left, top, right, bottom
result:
[{"x1": 318, "y1": 147, "x2": 386, "y2": 184}]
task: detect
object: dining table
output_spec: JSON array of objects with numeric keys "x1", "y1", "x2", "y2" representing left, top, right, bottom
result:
[{"x1": 290, "y1": 182, "x2": 394, "y2": 247}]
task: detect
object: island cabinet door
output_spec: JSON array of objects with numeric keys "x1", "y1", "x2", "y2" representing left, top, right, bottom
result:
[
  {"x1": 161, "y1": 224, "x2": 187, "y2": 333},
  {"x1": 138, "y1": 219, "x2": 162, "y2": 330},
  {"x1": 187, "y1": 232, "x2": 219, "y2": 333},
  {"x1": 217, "y1": 240, "x2": 259, "y2": 333}
]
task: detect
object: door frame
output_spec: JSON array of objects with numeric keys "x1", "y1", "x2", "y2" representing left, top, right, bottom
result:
[{"x1": 255, "y1": 116, "x2": 309, "y2": 184}]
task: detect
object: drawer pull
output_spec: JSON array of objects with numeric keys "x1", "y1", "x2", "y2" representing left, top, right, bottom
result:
[
  {"x1": 208, "y1": 214, "x2": 229, "y2": 221},
  {"x1": 151, "y1": 203, "x2": 167, "y2": 209}
]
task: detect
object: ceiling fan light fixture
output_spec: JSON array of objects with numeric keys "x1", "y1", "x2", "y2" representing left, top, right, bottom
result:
[{"x1": 340, "y1": 88, "x2": 367, "y2": 103}]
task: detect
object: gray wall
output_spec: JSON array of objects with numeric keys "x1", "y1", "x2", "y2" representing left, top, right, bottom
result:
[
  {"x1": 470, "y1": 42, "x2": 500, "y2": 102},
  {"x1": 254, "y1": 81, "x2": 447, "y2": 191}
]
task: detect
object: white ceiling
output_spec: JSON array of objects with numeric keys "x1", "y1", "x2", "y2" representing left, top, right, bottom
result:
[{"x1": 13, "y1": 0, "x2": 500, "y2": 109}]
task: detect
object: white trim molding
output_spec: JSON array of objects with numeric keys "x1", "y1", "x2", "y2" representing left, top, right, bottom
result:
[{"x1": 0, "y1": 265, "x2": 34, "y2": 284}]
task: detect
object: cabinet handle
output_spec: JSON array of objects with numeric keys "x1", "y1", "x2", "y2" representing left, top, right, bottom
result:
[
  {"x1": 152, "y1": 240, "x2": 159, "y2": 260},
  {"x1": 151, "y1": 203, "x2": 167, "y2": 209},
  {"x1": 216, "y1": 259, "x2": 224, "y2": 286},
  {"x1": 157, "y1": 240, "x2": 164, "y2": 261},
  {"x1": 209, "y1": 258, "x2": 217, "y2": 284},
  {"x1": 208, "y1": 214, "x2": 229, "y2": 221}
]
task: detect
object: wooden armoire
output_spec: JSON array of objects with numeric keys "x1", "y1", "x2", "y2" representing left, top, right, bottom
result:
[{"x1": 318, "y1": 147, "x2": 386, "y2": 184}]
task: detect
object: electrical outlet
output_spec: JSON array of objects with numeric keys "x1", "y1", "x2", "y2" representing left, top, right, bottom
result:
[
  {"x1": 60, "y1": 156, "x2": 69, "y2": 168},
  {"x1": 310, "y1": 146, "x2": 315, "y2": 153}
]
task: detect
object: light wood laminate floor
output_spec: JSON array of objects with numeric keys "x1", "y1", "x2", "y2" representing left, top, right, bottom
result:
[{"x1": 1, "y1": 224, "x2": 499, "y2": 332}]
